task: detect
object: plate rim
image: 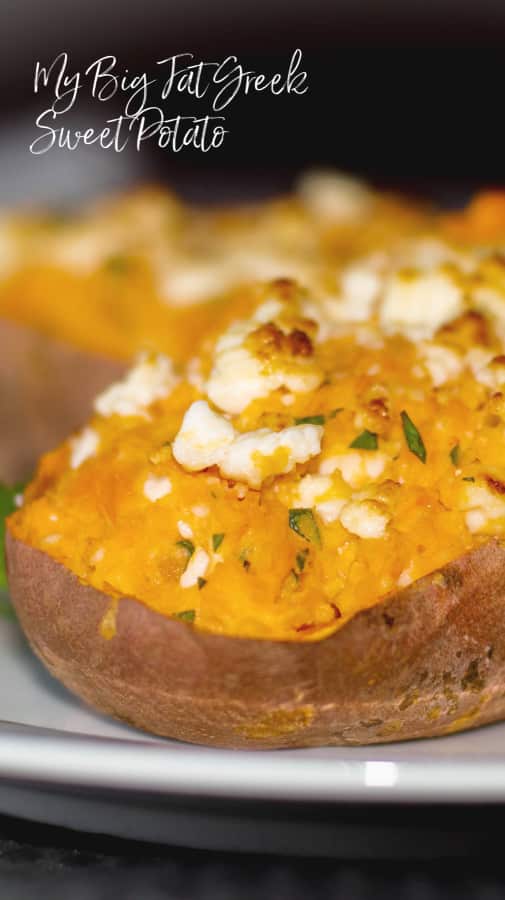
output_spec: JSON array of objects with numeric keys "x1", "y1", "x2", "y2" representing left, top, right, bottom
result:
[{"x1": 0, "y1": 723, "x2": 503, "y2": 804}]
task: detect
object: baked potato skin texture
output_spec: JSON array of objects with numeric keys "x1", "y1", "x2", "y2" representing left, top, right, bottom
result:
[
  {"x1": 6, "y1": 531, "x2": 505, "y2": 749},
  {"x1": 0, "y1": 319, "x2": 125, "y2": 483}
]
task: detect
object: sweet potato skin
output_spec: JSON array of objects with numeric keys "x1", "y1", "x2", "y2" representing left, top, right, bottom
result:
[
  {"x1": 0, "y1": 319, "x2": 125, "y2": 484},
  {"x1": 6, "y1": 530, "x2": 505, "y2": 749}
]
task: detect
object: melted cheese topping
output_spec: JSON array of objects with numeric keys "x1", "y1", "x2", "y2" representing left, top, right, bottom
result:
[{"x1": 10, "y1": 187, "x2": 505, "y2": 642}]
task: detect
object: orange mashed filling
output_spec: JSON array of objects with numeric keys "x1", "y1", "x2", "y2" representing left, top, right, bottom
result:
[{"x1": 8, "y1": 182, "x2": 505, "y2": 642}]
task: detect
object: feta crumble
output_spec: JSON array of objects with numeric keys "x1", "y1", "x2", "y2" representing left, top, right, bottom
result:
[
  {"x1": 180, "y1": 548, "x2": 210, "y2": 589},
  {"x1": 95, "y1": 354, "x2": 178, "y2": 418},
  {"x1": 173, "y1": 401, "x2": 323, "y2": 488},
  {"x1": 69, "y1": 427, "x2": 99, "y2": 469},
  {"x1": 339, "y1": 500, "x2": 390, "y2": 539},
  {"x1": 380, "y1": 269, "x2": 464, "y2": 340},
  {"x1": 143, "y1": 475, "x2": 172, "y2": 502}
]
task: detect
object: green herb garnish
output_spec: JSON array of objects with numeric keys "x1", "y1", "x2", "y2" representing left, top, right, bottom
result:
[
  {"x1": 463, "y1": 476, "x2": 475, "y2": 482},
  {"x1": 197, "y1": 577, "x2": 207, "y2": 590},
  {"x1": 450, "y1": 444, "x2": 460, "y2": 465},
  {"x1": 174, "y1": 609, "x2": 196, "y2": 623},
  {"x1": 0, "y1": 483, "x2": 24, "y2": 589},
  {"x1": 212, "y1": 533, "x2": 225, "y2": 552},
  {"x1": 349, "y1": 430, "x2": 378, "y2": 451},
  {"x1": 176, "y1": 540, "x2": 195, "y2": 557},
  {"x1": 104, "y1": 254, "x2": 130, "y2": 275},
  {"x1": 296, "y1": 549, "x2": 309, "y2": 572},
  {"x1": 294, "y1": 414, "x2": 325, "y2": 426},
  {"x1": 288, "y1": 509, "x2": 321, "y2": 546},
  {"x1": 401, "y1": 411, "x2": 426, "y2": 464}
]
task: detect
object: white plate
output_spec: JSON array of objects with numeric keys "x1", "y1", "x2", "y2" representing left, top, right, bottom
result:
[{"x1": 0, "y1": 590, "x2": 504, "y2": 852}]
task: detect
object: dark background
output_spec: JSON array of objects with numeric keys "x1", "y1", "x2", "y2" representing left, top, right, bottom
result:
[{"x1": 1, "y1": 0, "x2": 505, "y2": 206}]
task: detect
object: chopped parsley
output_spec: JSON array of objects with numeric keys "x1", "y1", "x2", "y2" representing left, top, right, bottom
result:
[
  {"x1": 462, "y1": 476, "x2": 475, "y2": 482},
  {"x1": 294, "y1": 414, "x2": 325, "y2": 426},
  {"x1": 212, "y1": 533, "x2": 225, "y2": 552},
  {"x1": 450, "y1": 444, "x2": 460, "y2": 465},
  {"x1": 349, "y1": 430, "x2": 378, "y2": 451},
  {"x1": 197, "y1": 577, "x2": 207, "y2": 590},
  {"x1": 174, "y1": 609, "x2": 196, "y2": 623},
  {"x1": 104, "y1": 254, "x2": 130, "y2": 275},
  {"x1": 288, "y1": 509, "x2": 321, "y2": 546},
  {"x1": 0, "y1": 483, "x2": 24, "y2": 589},
  {"x1": 401, "y1": 411, "x2": 426, "y2": 464},
  {"x1": 176, "y1": 540, "x2": 195, "y2": 557},
  {"x1": 296, "y1": 549, "x2": 309, "y2": 571}
]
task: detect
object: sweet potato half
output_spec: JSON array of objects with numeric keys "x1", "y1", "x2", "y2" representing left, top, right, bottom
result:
[
  {"x1": 0, "y1": 319, "x2": 125, "y2": 484},
  {"x1": 6, "y1": 531, "x2": 505, "y2": 749}
]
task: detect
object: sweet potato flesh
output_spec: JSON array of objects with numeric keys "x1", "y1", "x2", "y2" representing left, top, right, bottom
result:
[{"x1": 8, "y1": 185, "x2": 505, "y2": 642}]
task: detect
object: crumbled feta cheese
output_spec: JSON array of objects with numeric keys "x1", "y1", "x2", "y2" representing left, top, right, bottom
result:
[
  {"x1": 14, "y1": 493, "x2": 24, "y2": 508},
  {"x1": 191, "y1": 504, "x2": 209, "y2": 517},
  {"x1": 463, "y1": 482, "x2": 505, "y2": 532},
  {"x1": 177, "y1": 521, "x2": 194, "y2": 540},
  {"x1": 43, "y1": 534, "x2": 62, "y2": 544},
  {"x1": 251, "y1": 298, "x2": 285, "y2": 323},
  {"x1": 159, "y1": 260, "x2": 234, "y2": 306},
  {"x1": 466, "y1": 347, "x2": 505, "y2": 390},
  {"x1": 47, "y1": 224, "x2": 119, "y2": 273},
  {"x1": 319, "y1": 451, "x2": 387, "y2": 489},
  {"x1": 339, "y1": 500, "x2": 390, "y2": 538},
  {"x1": 220, "y1": 424, "x2": 323, "y2": 489},
  {"x1": 143, "y1": 475, "x2": 172, "y2": 502},
  {"x1": 69, "y1": 427, "x2": 99, "y2": 469},
  {"x1": 207, "y1": 321, "x2": 323, "y2": 414},
  {"x1": 179, "y1": 548, "x2": 210, "y2": 588},
  {"x1": 172, "y1": 400, "x2": 236, "y2": 471},
  {"x1": 380, "y1": 270, "x2": 464, "y2": 340},
  {"x1": 95, "y1": 354, "x2": 178, "y2": 418},
  {"x1": 90, "y1": 547, "x2": 105, "y2": 564},
  {"x1": 397, "y1": 567, "x2": 413, "y2": 588},
  {"x1": 419, "y1": 342, "x2": 463, "y2": 387},
  {"x1": 186, "y1": 356, "x2": 205, "y2": 391},
  {"x1": 293, "y1": 474, "x2": 332, "y2": 507},
  {"x1": 338, "y1": 260, "x2": 383, "y2": 321},
  {"x1": 397, "y1": 238, "x2": 474, "y2": 273},
  {"x1": 206, "y1": 309, "x2": 323, "y2": 414},
  {"x1": 296, "y1": 170, "x2": 373, "y2": 222},
  {"x1": 316, "y1": 498, "x2": 347, "y2": 524},
  {"x1": 172, "y1": 401, "x2": 323, "y2": 488}
]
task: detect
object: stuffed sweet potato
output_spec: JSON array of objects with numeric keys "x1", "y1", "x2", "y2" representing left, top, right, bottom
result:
[
  {"x1": 0, "y1": 174, "x2": 429, "y2": 483},
  {"x1": 7, "y1": 204, "x2": 505, "y2": 749}
]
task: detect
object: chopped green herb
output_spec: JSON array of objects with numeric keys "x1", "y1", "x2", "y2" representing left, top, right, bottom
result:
[
  {"x1": 197, "y1": 577, "x2": 207, "y2": 590},
  {"x1": 296, "y1": 549, "x2": 309, "y2": 571},
  {"x1": 174, "y1": 609, "x2": 196, "y2": 623},
  {"x1": 104, "y1": 254, "x2": 130, "y2": 275},
  {"x1": 401, "y1": 411, "x2": 427, "y2": 463},
  {"x1": 176, "y1": 539, "x2": 195, "y2": 557},
  {"x1": 0, "y1": 483, "x2": 24, "y2": 589},
  {"x1": 349, "y1": 430, "x2": 378, "y2": 451},
  {"x1": 212, "y1": 533, "x2": 225, "y2": 552},
  {"x1": 288, "y1": 508, "x2": 321, "y2": 546},
  {"x1": 294, "y1": 414, "x2": 325, "y2": 426},
  {"x1": 328, "y1": 408, "x2": 344, "y2": 418},
  {"x1": 450, "y1": 444, "x2": 460, "y2": 465},
  {"x1": 463, "y1": 476, "x2": 475, "y2": 482}
]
